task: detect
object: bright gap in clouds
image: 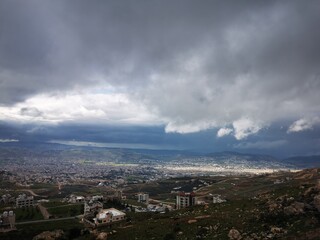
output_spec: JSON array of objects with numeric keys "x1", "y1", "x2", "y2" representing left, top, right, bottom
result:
[
  {"x1": 0, "y1": 90, "x2": 162, "y2": 126},
  {"x1": 0, "y1": 88, "x2": 318, "y2": 141}
]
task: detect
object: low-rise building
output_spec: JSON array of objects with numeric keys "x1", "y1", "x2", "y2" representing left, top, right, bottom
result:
[
  {"x1": 1, "y1": 194, "x2": 15, "y2": 205},
  {"x1": 147, "y1": 203, "x2": 171, "y2": 212},
  {"x1": 94, "y1": 208, "x2": 125, "y2": 225},
  {"x1": 69, "y1": 195, "x2": 85, "y2": 203},
  {"x1": 0, "y1": 211, "x2": 15, "y2": 232},
  {"x1": 212, "y1": 194, "x2": 226, "y2": 203},
  {"x1": 91, "y1": 195, "x2": 103, "y2": 201},
  {"x1": 84, "y1": 200, "x2": 103, "y2": 215},
  {"x1": 176, "y1": 192, "x2": 196, "y2": 209}
]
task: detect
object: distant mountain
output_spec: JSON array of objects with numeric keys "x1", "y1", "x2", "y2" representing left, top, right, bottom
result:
[
  {"x1": 283, "y1": 155, "x2": 320, "y2": 169},
  {"x1": 206, "y1": 151, "x2": 277, "y2": 161},
  {"x1": 2, "y1": 142, "x2": 319, "y2": 171}
]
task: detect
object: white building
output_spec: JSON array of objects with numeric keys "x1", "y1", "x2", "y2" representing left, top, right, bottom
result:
[
  {"x1": 212, "y1": 194, "x2": 226, "y2": 203},
  {"x1": 137, "y1": 193, "x2": 149, "y2": 204},
  {"x1": 69, "y1": 195, "x2": 85, "y2": 203},
  {"x1": 0, "y1": 211, "x2": 15, "y2": 232},
  {"x1": 94, "y1": 208, "x2": 125, "y2": 225},
  {"x1": 16, "y1": 194, "x2": 34, "y2": 208},
  {"x1": 91, "y1": 195, "x2": 103, "y2": 201},
  {"x1": 147, "y1": 203, "x2": 172, "y2": 212}
]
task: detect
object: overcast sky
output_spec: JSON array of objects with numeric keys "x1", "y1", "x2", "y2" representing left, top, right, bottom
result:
[{"x1": 0, "y1": 1, "x2": 320, "y2": 156}]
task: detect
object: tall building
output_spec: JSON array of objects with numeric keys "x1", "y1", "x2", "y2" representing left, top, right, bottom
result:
[
  {"x1": 176, "y1": 192, "x2": 196, "y2": 209},
  {"x1": 137, "y1": 193, "x2": 149, "y2": 204}
]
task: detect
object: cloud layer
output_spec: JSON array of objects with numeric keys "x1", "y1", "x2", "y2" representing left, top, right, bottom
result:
[
  {"x1": 1, "y1": 1, "x2": 320, "y2": 137},
  {"x1": 0, "y1": 91, "x2": 160, "y2": 125}
]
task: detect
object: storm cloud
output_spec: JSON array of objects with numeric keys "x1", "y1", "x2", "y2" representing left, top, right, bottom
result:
[{"x1": 1, "y1": 0, "x2": 320, "y2": 138}]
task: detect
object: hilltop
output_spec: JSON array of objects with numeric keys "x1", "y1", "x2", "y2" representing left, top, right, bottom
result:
[{"x1": 103, "y1": 168, "x2": 320, "y2": 240}]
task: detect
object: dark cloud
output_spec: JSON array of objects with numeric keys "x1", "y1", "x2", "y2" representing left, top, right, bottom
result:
[
  {"x1": 0, "y1": 0, "x2": 320, "y2": 135},
  {"x1": 0, "y1": 121, "x2": 320, "y2": 158}
]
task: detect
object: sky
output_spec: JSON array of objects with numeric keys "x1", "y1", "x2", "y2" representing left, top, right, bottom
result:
[{"x1": 0, "y1": 0, "x2": 320, "y2": 157}]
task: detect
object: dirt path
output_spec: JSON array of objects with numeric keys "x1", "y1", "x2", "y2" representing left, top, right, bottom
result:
[
  {"x1": 18, "y1": 189, "x2": 48, "y2": 198},
  {"x1": 19, "y1": 189, "x2": 41, "y2": 197},
  {"x1": 38, "y1": 204, "x2": 52, "y2": 219}
]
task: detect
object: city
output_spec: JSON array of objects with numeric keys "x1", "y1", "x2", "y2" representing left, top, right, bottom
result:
[{"x1": 0, "y1": 145, "x2": 320, "y2": 239}]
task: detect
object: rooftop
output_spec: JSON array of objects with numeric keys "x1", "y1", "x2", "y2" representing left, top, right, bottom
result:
[{"x1": 97, "y1": 208, "x2": 125, "y2": 219}]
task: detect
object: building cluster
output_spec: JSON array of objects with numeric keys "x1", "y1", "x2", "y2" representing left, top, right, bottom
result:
[
  {"x1": 1, "y1": 193, "x2": 36, "y2": 209},
  {"x1": 0, "y1": 149, "x2": 165, "y2": 189},
  {"x1": 0, "y1": 194, "x2": 15, "y2": 205},
  {"x1": 82, "y1": 196, "x2": 126, "y2": 228},
  {"x1": 65, "y1": 192, "x2": 121, "y2": 204}
]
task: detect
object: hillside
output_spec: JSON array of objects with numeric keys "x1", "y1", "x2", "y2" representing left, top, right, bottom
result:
[
  {"x1": 104, "y1": 168, "x2": 320, "y2": 240},
  {"x1": 2, "y1": 168, "x2": 319, "y2": 240}
]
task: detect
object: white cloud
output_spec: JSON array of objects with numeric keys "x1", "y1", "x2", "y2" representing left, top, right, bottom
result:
[
  {"x1": 0, "y1": 139, "x2": 19, "y2": 143},
  {"x1": 217, "y1": 128, "x2": 233, "y2": 138},
  {"x1": 232, "y1": 118, "x2": 262, "y2": 140},
  {"x1": 0, "y1": 90, "x2": 162, "y2": 126},
  {"x1": 165, "y1": 121, "x2": 216, "y2": 134},
  {"x1": 287, "y1": 117, "x2": 320, "y2": 133}
]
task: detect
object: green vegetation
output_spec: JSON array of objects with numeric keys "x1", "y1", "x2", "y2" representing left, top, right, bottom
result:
[
  {"x1": 123, "y1": 198, "x2": 146, "y2": 208},
  {"x1": 0, "y1": 219, "x2": 83, "y2": 240},
  {"x1": 42, "y1": 201, "x2": 69, "y2": 208},
  {"x1": 47, "y1": 204, "x2": 84, "y2": 218},
  {"x1": 29, "y1": 183, "x2": 55, "y2": 190},
  {"x1": 15, "y1": 207, "x2": 43, "y2": 222}
]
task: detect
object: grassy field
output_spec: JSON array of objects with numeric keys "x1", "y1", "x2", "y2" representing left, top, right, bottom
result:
[
  {"x1": 41, "y1": 201, "x2": 69, "y2": 208},
  {"x1": 47, "y1": 204, "x2": 84, "y2": 218},
  {"x1": 15, "y1": 207, "x2": 44, "y2": 222},
  {"x1": 0, "y1": 207, "x2": 43, "y2": 222},
  {"x1": 0, "y1": 219, "x2": 84, "y2": 240}
]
